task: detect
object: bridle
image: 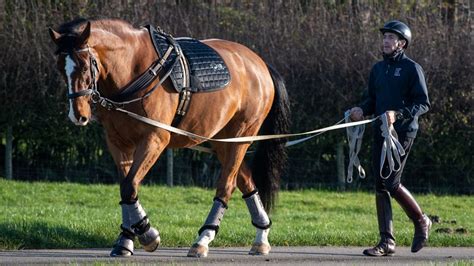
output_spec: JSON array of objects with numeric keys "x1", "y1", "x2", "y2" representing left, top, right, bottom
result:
[
  {"x1": 63, "y1": 46, "x2": 100, "y2": 102},
  {"x1": 62, "y1": 38, "x2": 179, "y2": 111}
]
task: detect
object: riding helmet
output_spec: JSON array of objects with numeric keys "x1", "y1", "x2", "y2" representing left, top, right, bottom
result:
[{"x1": 379, "y1": 20, "x2": 412, "y2": 48}]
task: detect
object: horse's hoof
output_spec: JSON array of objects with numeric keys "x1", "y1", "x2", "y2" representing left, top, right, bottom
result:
[
  {"x1": 142, "y1": 236, "x2": 160, "y2": 252},
  {"x1": 141, "y1": 236, "x2": 160, "y2": 252},
  {"x1": 110, "y1": 247, "x2": 132, "y2": 257},
  {"x1": 110, "y1": 235, "x2": 134, "y2": 257},
  {"x1": 187, "y1": 243, "x2": 208, "y2": 258},
  {"x1": 249, "y1": 242, "x2": 271, "y2": 255},
  {"x1": 138, "y1": 227, "x2": 161, "y2": 252}
]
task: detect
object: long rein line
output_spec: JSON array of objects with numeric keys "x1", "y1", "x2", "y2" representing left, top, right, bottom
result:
[
  {"x1": 115, "y1": 106, "x2": 379, "y2": 143},
  {"x1": 95, "y1": 72, "x2": 403, "y2": 183}
]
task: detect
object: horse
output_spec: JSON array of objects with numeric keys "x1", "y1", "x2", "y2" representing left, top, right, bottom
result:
[{"x1": 49, "y1": 18, "x2": 290, "y2": 258}]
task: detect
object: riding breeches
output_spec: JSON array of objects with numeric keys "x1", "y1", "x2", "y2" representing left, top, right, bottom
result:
[{"x1": 372, "y1": 132, "x2": 415, "y2": 193}]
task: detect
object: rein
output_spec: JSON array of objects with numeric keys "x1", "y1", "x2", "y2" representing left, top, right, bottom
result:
[
  {"x1": 379, "y1": 113, "x2": 406, "y2": 179},
  {"x1": 114, "y1": 107, "x2": 403, "y2": 183},
  {"x1": 114, "y1": 106, "x2": 379, "y2": 143},
  {"x1": 345, "y1": 112, "x2": 406, "y2": 182},
  {"x1": 345, "y1": 110, "x2": 366, "y2": 183}
]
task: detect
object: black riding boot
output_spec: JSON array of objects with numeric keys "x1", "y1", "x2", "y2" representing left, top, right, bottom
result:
[
  {"x1": 363, "y1": 191, "x2": 396, "y2": 256},
  {"x1": 392, "y1": 184, "x2": 432, "y2": 253}
]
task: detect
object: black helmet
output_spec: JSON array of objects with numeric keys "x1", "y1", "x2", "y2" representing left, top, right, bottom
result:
[{"x1": 380, "y1": 20, "x2": 412, "y2": 48}]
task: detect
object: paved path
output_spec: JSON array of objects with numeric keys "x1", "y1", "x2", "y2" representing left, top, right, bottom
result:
[{"x1": 0, "y1": 247, "x2": 473, "y2": 265}]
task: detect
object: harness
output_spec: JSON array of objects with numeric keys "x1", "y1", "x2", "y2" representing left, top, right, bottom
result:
[
  {"x1": 67, "y1": 26, "x2": 230, "y2": 127},
  {"x1": 66, "y1": 43, "x2": 177, "y2": 109},
  {"x1": 66, "y1": 28, "x2": 195, "y2": 126}
]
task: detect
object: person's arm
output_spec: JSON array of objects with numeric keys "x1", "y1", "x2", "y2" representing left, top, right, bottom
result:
[
  {"x1": 396, "y1": 64, "x2": 430, "y2": 120},
  {"x1": 359, "y1": 67, "x2": 376, "y2": 116},
  {"x1": 351, "y1": 67, "x2": 376, "y2": 121}
]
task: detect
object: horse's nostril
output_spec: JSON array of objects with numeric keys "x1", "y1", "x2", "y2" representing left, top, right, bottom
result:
[{"x1": 79, "y1": 116, "x2": 89, "y2": 124}]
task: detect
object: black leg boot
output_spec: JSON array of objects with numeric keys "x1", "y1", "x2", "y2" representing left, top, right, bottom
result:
[
  {"x1": 363, "y1": 191, "x2": 396, "y2": 256},
  {"x1": 392, "y1": 184, "x2": 432, "y2": 253}
]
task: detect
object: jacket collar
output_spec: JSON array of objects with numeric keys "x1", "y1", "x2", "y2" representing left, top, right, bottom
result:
[{"x1": 383, "y1": 49, "x2": 405, "y2": 63}]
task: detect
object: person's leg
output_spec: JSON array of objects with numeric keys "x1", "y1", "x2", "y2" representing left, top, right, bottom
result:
[
  {"x1": 363, "y1": 189, "x2": 396, "y2": 256},
  {"x1": 386, "y1": 136, "x2": 432, "y2": 253},
  {"x1": 363, "y1": 135, "x2": 396, "y2": 256}
]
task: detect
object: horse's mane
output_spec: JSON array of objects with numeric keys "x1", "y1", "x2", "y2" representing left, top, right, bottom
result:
[
  {"x1": 54, "y1": 18, "x2": 137, "y2": 53},
  {"x1": 57, "y1": 18, "x2": 136, "y2": 36}
]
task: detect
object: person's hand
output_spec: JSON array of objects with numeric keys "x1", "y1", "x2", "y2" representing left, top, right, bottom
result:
[
  {"x1": 385, "y1": 110, "x2": 396, "y2": 125},
  {"x1": 350, "y1": 107, "x2": 364, "y2": 121}
]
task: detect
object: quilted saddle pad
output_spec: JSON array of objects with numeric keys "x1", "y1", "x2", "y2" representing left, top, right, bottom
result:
[{"x1": 147, "y1": 25, "x2": 231, "y2": 93}]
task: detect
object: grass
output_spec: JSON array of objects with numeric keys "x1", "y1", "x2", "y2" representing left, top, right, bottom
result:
[{"x1": 0, "y1": 179, "x2": 472, "y2": 250}]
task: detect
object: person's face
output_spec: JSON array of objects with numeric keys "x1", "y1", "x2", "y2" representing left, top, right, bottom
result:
[{"x1": 382, "y1": 32, "x2": 406, "y2": 54}]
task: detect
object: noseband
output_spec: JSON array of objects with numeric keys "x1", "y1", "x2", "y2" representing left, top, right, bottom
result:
[{"x1": 64, "y1": 47, "x2": 100, "y2": 101}]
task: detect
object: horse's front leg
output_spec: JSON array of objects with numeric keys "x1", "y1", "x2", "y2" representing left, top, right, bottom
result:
[{"x1": 110, "y1": 133, "x2": 169, "y2": 257}]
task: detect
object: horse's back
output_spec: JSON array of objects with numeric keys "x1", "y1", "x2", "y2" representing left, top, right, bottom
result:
[
  {"x1": 167, "y1": 38, "x2": 276, "y2": 147},
  {"x1": 201, "y1": 39, "x2": 269, "y2": 71},
  {"x1": 200, "y1": 38, "x2": 274, "y2": 105}
]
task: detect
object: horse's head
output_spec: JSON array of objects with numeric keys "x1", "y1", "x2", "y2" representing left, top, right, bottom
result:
[{"x1": 49, "y1": 20, "x2": 97, "y2": 126}]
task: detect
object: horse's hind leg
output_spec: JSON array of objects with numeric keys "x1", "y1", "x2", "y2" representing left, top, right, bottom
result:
[
  {"x1": 238, "y1": 162, "x2": 272, "y2": 255},
  {"x1": 187, "y1": 142, "x2": 250, "y2": 258}
]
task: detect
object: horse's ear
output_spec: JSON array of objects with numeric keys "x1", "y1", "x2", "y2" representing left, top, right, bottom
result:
[
  {"x1": 77, "y1": 21, "x2": 91, "y2": 45},
  {"x1": 48, "y1": 28, "x2": 61, "y2": 45}
]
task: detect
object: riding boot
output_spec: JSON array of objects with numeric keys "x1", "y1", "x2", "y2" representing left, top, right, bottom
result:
[
  {"x1": 363, "y1": 191, "x2": 396, "y2": 256},
  {"x1": 391, "y1": 184, "x2": 432, "y2": 253}
]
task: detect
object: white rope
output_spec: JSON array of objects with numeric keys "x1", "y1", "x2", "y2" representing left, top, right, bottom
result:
[
  {"x1": 115, "y1": 107, "x2": 378, "y2": 143},
  {"x1": 285, "y1": 117, "x2": 346, "y2": 147},
  {"x1": 116, "y1": 107, "x2": 405, "y2": 182},
  {"x1": 188, "y1": 118, "x2": 346, "y2": 154},
  {"x1": 379, "y1": 113, "x2": 406, "y2": 179},
  {"x1": 345, "y1": 110, "x2": 366, "y2": 183}
]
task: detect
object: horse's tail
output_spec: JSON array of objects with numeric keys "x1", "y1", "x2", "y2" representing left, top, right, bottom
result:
[{"x1": 251, "y1": 64, "x2": 291, "y2": 213}]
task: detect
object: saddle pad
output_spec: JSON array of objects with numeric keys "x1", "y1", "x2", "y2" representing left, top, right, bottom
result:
[{"x1": 148, "y1": 26, "x2": 231, "y2": 93}]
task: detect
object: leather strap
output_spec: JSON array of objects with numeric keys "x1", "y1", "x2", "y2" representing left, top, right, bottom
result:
[
  {"x1": 379, "y1": 113, "x2": 406, "y2": 179},
  {"x1": 345, "y1": 110, "x2": 366, "y2": 183}
]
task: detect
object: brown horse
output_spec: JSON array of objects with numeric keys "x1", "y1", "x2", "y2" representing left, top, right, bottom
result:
[{"x1": 49, "y1": 18, "x2": 289, "y2": 258}]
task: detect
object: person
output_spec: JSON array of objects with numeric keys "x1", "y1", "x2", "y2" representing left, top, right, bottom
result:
[{"x1": 349, "y1": 20, "x2": 431, "y2": 256}]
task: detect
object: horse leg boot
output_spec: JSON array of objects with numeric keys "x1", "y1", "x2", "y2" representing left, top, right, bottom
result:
[
  {"x1": 187, "y1": 198, "x2": 227, "y2": 258},
  {"x1": 363, "y1": 191, "x2": 396, "y2": 256},
  {"x1": 391, "y1": 184, "x2": 431, "y2": 252},
  {"x1": 110, "y1": 200, "x2": 160, "y2": 256},
  {"x1": 243, "y1": 190, "x2": 272, "y2": 255}
]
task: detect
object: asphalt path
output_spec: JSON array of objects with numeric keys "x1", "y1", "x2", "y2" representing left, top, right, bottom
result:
[{"x1": 0, "y1": 246, "x2": 473, "y2": 265}]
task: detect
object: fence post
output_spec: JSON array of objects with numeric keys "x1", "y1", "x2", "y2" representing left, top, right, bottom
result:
[
  {"x1": 336, "y1": 140, "x2": 345, "y2": 190},
  {"x1": 5, "y1": 125, "x2": 13, "y2": 180},
  {"x1": 166, "y1": 148, "x2": 173, "y2": 186}
]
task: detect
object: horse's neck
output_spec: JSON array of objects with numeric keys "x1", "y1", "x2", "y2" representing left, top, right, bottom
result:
[{"x1": 95, "y1": 28, "x2": 157, "y2": 96}]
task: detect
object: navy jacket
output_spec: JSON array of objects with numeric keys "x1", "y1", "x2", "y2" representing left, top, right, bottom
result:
[{"x1": 360, "y1": 52, "x2": 430, "y2": 138}]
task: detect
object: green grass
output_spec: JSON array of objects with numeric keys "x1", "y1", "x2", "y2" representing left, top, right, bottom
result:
[{"x1": 0, "y1": 179, "x2": 472, "y2": 250}]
